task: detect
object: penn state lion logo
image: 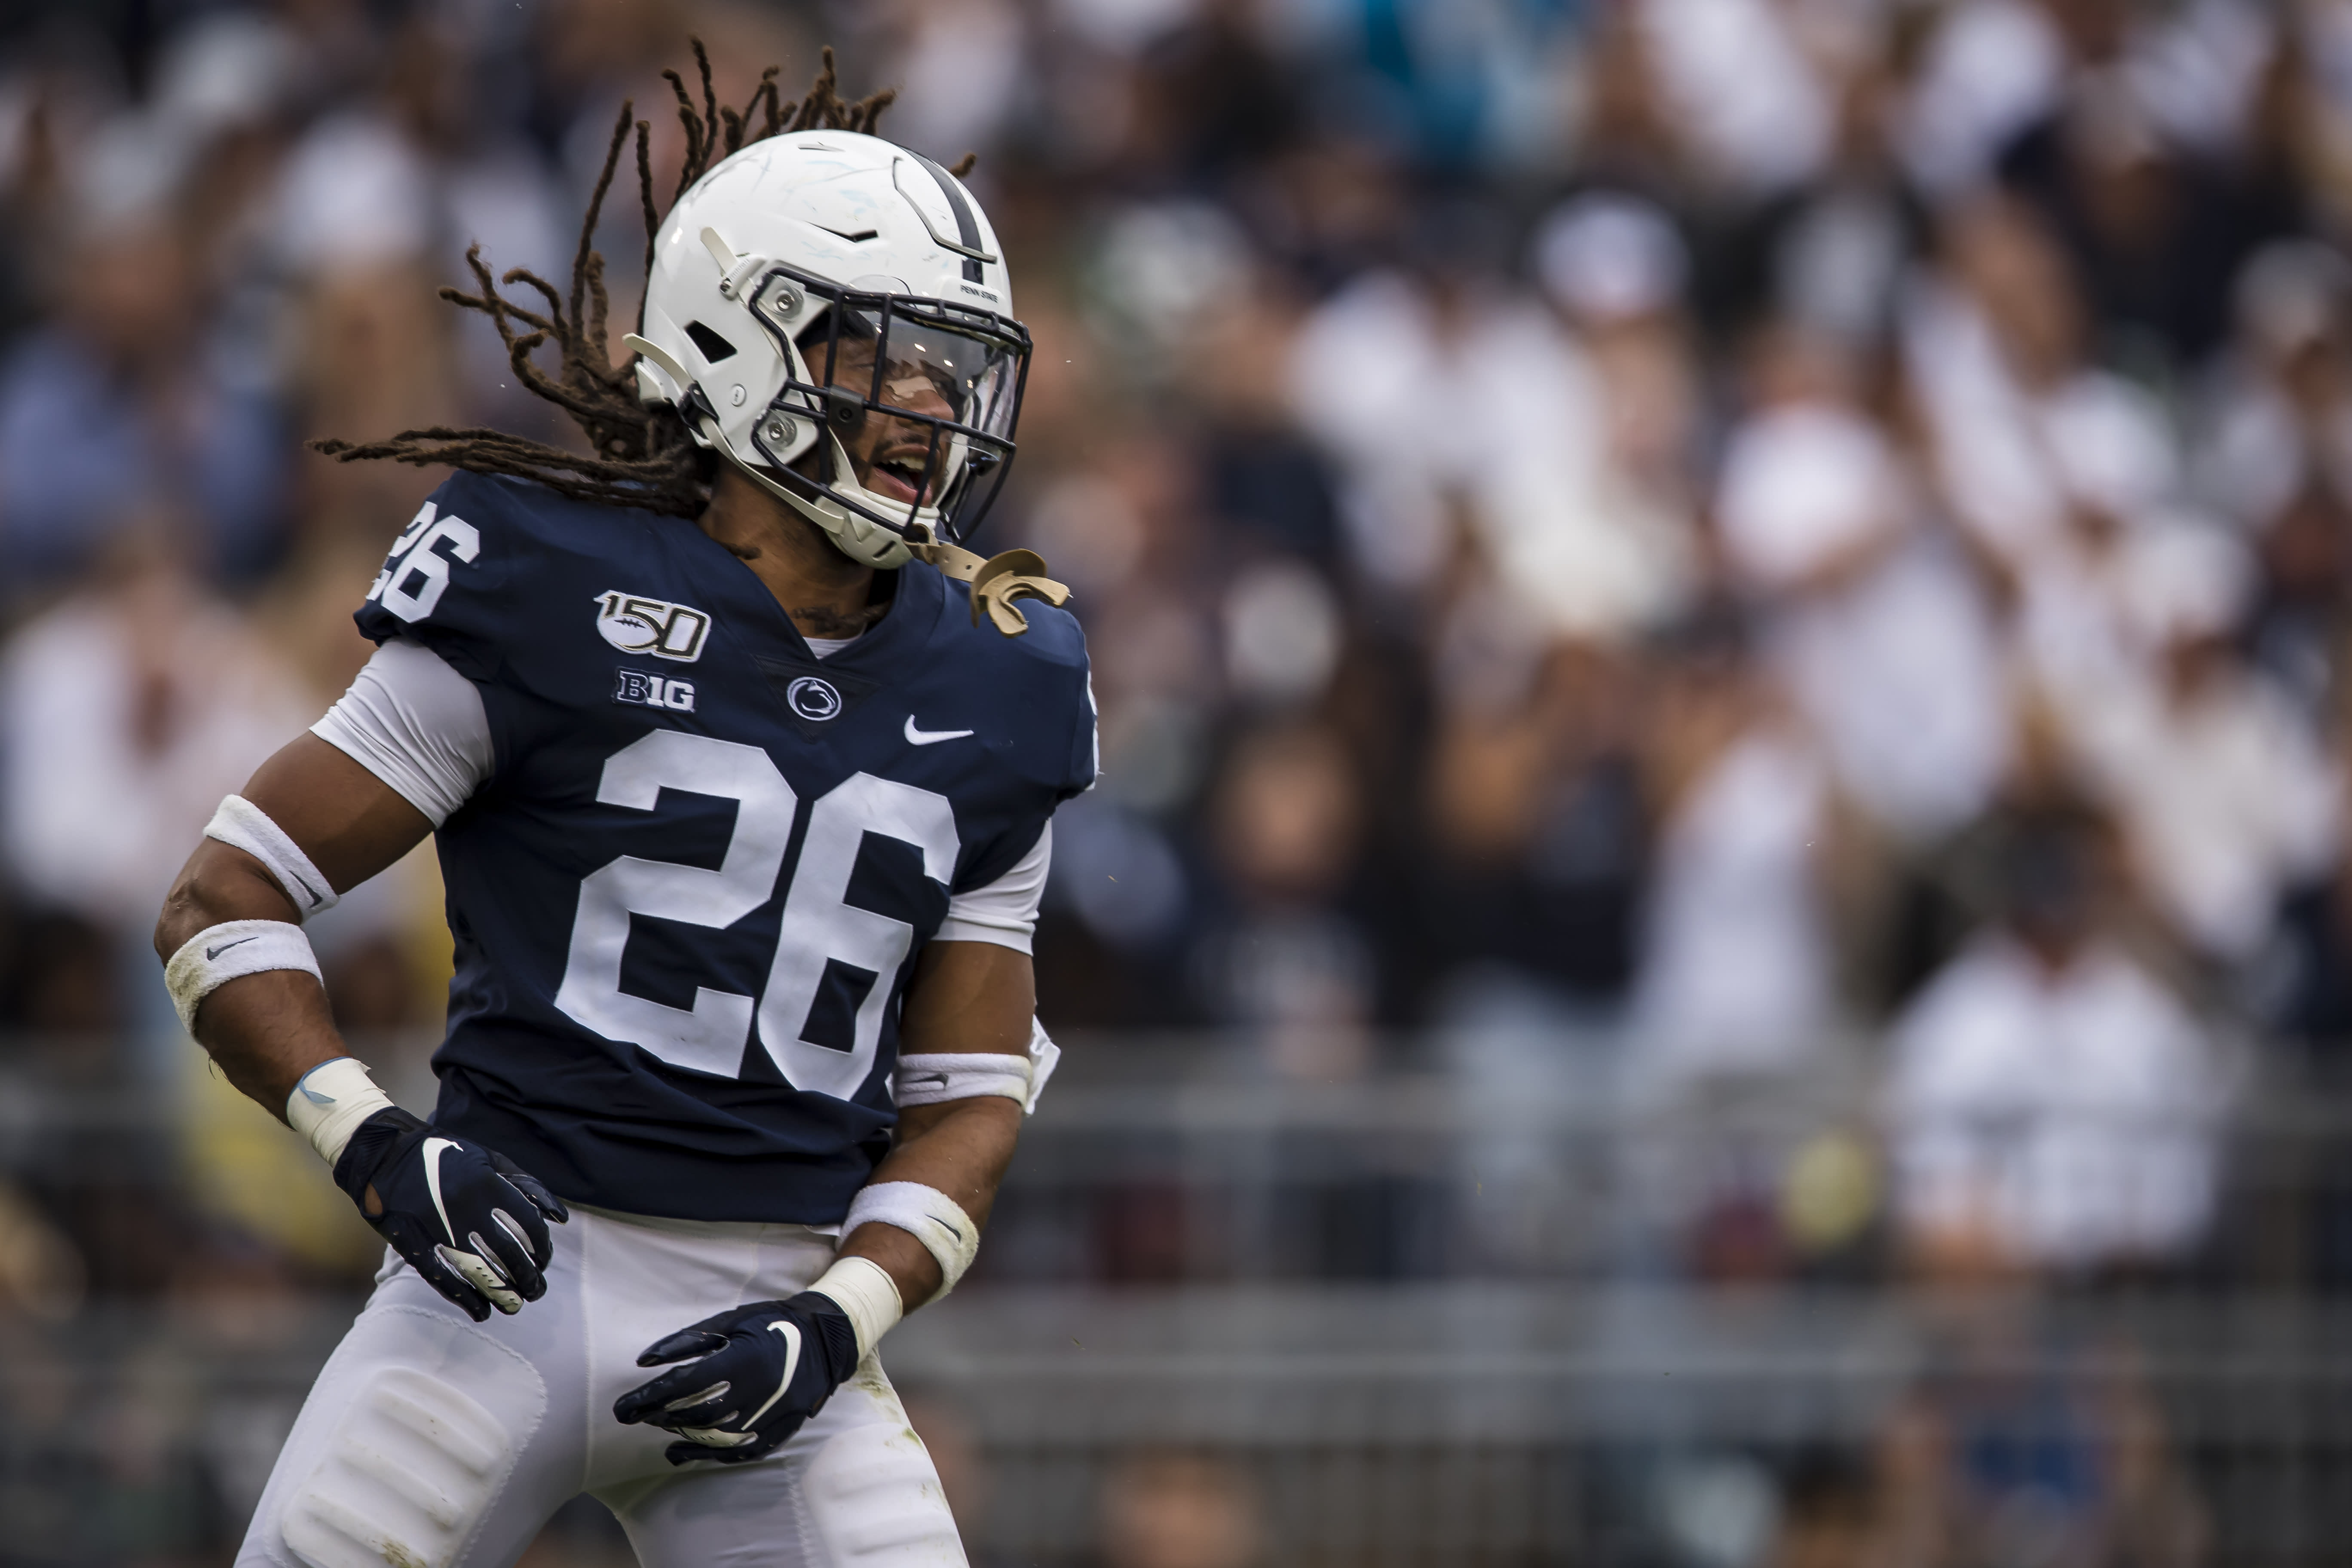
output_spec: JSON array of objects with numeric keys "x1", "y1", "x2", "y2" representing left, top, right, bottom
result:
[
  {"x1": 786, "y1": 677, "x2": 842, "y2": 722},
  {"x1": 594, "y1": 591, "x2": 710, "y2": 662}
]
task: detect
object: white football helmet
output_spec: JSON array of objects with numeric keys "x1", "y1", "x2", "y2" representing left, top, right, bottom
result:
[{"x1": 625, "y1": 131, "x2": 1028, "y2": 568}]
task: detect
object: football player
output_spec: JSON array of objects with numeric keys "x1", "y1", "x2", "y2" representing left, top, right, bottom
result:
[{"x1": 151, "y1": 54, "x2": 1088, "y2": 1567}]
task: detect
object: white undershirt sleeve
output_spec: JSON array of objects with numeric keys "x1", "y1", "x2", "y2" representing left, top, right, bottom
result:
[
  {"x1": 310, "y1": 639, "x2": 495, "y2": 827},
  {"x1": 935, "y1": 822, "x2": 1052, "y2": 953}
]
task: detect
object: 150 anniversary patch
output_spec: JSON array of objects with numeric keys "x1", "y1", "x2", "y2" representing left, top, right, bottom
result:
[{"x1": 594, "y1": 591, "x2": 710, "y2": 662}]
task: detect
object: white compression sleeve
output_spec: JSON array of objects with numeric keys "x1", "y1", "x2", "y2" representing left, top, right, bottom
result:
[
  {"x1": 203, "y1": 796, "x2": 338, "y2": 919},
  {"x1": 311, "y1": 639, "x2": 494, "y2": 827},
  {"x1": 936, "y1": 823, "x2": 1052, "y2": 952},
  {"x1": 164, "y1": 919, "x2": 322, "y2": 1033},
  {"x1": 840, "y1": 1182, "x2": 981, "y2": 1304}
]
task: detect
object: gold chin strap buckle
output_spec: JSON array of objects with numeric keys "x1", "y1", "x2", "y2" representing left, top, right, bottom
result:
[{"x1": 906, "y1": 534, "x2": 1072, "y2": 637}]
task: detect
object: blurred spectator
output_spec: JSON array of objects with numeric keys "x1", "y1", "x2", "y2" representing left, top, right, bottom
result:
[
  {"x1": 1628, "y1": 621, "x2": 1839, "y2": 1086},
  {"x1": 1631, "y1": 0, "x2": 1833, "y2": 197},
  {"x1": 0, "y1": 1179, "x2": 83, "y2": 1323},
  {"x1": 2264, "y1": 808, "x2": 2352, "y2": 1059},
  {"x1": 1886, "y1": 799, "x2": 2226, "y2": 1279},
  {"x1": 0, "y1": 910, "x2": 126, "y2": 1038},
  {"x1": 2001, "y1": 74, "x2": 2244, "y2": 364},
  {"x1": 1195, "y1": 720, "x2": 1373, "y2": 1078},
  {"x1": 0, "y1": 203, "x2": 284, "y2": 595},
  {"x1": 1875, "y1": 1331, "x2": 2208, "y2": 1567},
  {"x1": 2062, "y1": 524, "x2": 2338, "y2": 965},
  {"x1": 1717, "y1": 326, "x2": 2009, "y2": 844},
  {"x1": 2196, "y1": 239, "x2": 2352, "y2": 716},
  {"x1": 1098, "y1": 1449, "x2": 1262, "y2": 1568},
  {"x1": 1767, "y1": 1447, "x2": 1877, "y2": 1568},
  {"x1": 1289, "y1": 195, "x2": 1697, "y2": 638},
  {"x1": 1426, "y1": 634, "x2": 1648, "y2": 1021},
  {"x1": 0, "y1": 554, "x2": 309, "y2": 979}
]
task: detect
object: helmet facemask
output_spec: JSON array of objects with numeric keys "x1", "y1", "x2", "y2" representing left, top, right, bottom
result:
[{"x1": 722, "y1": 263, "x2": 1029, "y2": 564}]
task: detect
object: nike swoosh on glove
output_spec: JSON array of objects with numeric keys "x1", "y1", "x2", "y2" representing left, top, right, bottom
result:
[
  {"x1": 333, "y1": 1106, "x2": 568, "y2": 1322},
  {"x1": 612, "y1": 1292, "x2": 861, "y2": 1466}
]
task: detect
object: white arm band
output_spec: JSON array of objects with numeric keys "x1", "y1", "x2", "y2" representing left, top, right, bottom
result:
[
  {"x1": 895, "y1": 1054, "x2": 1029, "y2": 1108},
  {"x1": 283, "y1": 1056, "x2": 396, "y2": 1168},
  {"x1": 840, "y1": 1181, "x2": 980, "y2": 1305},
  {"x1": 164, "y1": 919, "x2": 322, "y2": 1034},
  {"x1": 895, "y1": 1018, "x2": 1063, "y2": 1114},
  {"x1": 203, "y1": 796, "x2": 338, "y2": 919},
  {"x1": 806, "y1": 1254, "x2": 905, "y2": 1360}
]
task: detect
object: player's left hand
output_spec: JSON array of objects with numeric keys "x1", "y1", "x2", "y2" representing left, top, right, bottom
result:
[{"x1": 612, "y1": 1292, "x2": 861, "y2": 1465}]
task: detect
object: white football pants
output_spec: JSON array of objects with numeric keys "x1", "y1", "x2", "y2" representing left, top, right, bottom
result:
[{"x1": 235, "y1": 1205, "x2": 966, "y2": 1568}]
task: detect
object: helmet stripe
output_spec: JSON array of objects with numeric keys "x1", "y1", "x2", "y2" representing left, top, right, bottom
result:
[{"x1": 905, "y1": 150, "x2": 988, "y2": 285}]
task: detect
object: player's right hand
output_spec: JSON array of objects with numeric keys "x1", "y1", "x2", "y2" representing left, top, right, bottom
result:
[{"x1": 332, "y1": 1106, "x2": 569, "y2": 1322}]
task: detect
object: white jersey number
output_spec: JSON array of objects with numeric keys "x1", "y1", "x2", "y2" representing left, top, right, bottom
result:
[
  {"x1": 552, "y1": 730, "x2": 959, "y2": 1096},
  {"x1": 368, "y1": 500, "x2": 481, "y2": 624},
  {"x1": 760, "y1": 774, "x2": 959, "y2": 1098}
]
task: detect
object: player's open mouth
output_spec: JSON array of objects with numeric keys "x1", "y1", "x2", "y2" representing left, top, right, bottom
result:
[{"x1": 867, "y1": 451, "x2": 932, "y2": 505}]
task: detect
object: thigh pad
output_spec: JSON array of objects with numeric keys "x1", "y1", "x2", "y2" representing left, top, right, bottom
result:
[
  {"x1": 798, "y1": 1377, "x2": 965, "y2": 1566},
  {"x1": 280, "y1": 1365, "x2": 518, "y2": 1568}
]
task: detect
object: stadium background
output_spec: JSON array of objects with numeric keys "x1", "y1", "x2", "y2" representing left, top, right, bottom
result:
[{"x1": 0, "y1": 0, "x2": 2348, "y2": 1561}]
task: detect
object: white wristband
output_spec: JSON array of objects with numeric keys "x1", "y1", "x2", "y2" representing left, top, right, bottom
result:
[
  {"x1": 284, "y1": 1056, "x2": 396, "y2": 1168},
  {"x1": 841, "y1": 1181, "x2": 980, "y2": 1305},
  {"x1": 807, "y1": 1254, "x2": 904, "y2": 1360},
  {"x1": 164, "y1": 919, "x2": 322, "y2": 1034},
  {"x1": 204, "y1": 795, "x2": 339, "y2": 920}
]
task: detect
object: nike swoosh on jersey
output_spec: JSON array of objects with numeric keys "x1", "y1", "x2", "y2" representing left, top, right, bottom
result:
[
  {"x1": 905, "y1": 717, "x2": 975, "y2": 746},
  {"x1": 205, "y1": 936, "x2": 261, "y2": 961},
  {"x1": 423, "y1": 1136, "x2": 462, "y2": 1245}
]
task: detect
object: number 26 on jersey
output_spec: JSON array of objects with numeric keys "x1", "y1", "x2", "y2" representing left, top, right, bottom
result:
[
  {"x1": 368, "y1": 501, "x2": 481, "y2": 623},
  {"x1": 554, "y1": 731, "x2": 960, "y2": 1102}
]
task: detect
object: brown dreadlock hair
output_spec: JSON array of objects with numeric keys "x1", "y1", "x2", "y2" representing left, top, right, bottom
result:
[{"x1": 309, "y1": 45, "x2": 973, "y2": 520}]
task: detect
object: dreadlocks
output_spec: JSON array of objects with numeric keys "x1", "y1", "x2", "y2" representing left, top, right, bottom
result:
[{"x1": 310, "y1": 46, "x2": 935, "y2": 519}]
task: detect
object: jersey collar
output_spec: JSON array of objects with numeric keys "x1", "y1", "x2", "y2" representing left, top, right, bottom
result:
[{"x1": 671, "y1": 517, "x2": 943, "y2": 679}]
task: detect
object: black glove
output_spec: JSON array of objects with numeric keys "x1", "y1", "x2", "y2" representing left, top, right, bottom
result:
[
  {"x1": 333, "y1": 1106, "x2": 568, "y2": 1323},
  {"x1": 612, "y1": 1292, "x2": 861, "y2": 1465}
]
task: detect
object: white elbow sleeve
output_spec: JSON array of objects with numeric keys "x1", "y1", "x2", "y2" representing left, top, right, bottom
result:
[
  {"x1": 841, "y1": 1182, "x2": 981, "y2": 1305},
  {"x1": 203, "y1": 796, "x2": 338, "y2": 920},
  {"x1": 164, "y1": 919, "x2": 322, "y2": 1034}
]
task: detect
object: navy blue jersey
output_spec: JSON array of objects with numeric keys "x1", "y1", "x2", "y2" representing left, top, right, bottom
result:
[{"x1": 352, "y1": 472, "x2": 1093, "y2": 1222}]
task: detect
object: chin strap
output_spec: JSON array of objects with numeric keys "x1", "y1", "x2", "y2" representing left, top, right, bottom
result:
[{"x1": 906, "y1": 536, "x2": 1072, "y2": 637}]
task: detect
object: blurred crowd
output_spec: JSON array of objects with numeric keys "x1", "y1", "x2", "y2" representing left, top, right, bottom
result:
[
  {"x1": 0, "y1": 0, "x2": 2351, "y2": 1558},
  {"x1": 0, "y1": 0, "x2": 2347, "y2": 1331}
]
